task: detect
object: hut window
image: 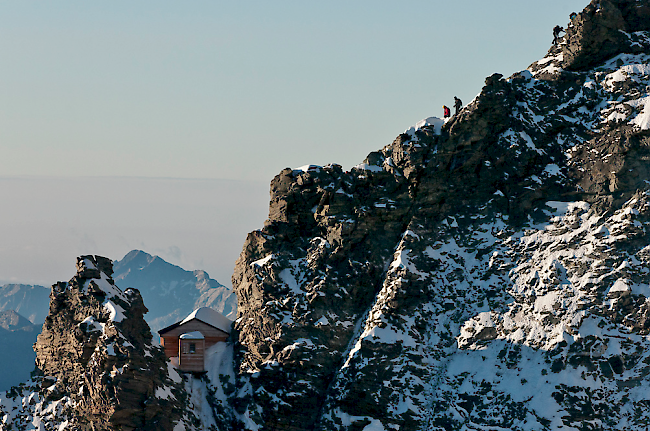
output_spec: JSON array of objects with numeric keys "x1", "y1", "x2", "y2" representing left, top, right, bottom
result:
[
  {"x1": 189, "y1": 343, "x2": 196, "y2": 353},
  {"x1": 182, "y1": 343, "x2": 188, "y2": 354}
]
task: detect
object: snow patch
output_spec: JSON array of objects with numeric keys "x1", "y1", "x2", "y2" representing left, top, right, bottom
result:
[
  {"x1": 404, "y1": 116, "x2": 445, "y2": 138},
  {"x1": 354, "y1": 163, "x2": 384, "y2": 172},
  {"x1": 155, "y1": 385, "x2": 176, "y2": 400},
  {"x1": 629, "y1": 95, "x2": 650, "y2": 130},
  {"x1": 251, "y1": 254, "x2": 273, "y2": 267},
  {"x1": 294, "y1": 165, "x2": 322, "y2": 173},
  {"x1": 180, "y1": 331, "x2": 205, "y2": 340},
  {"x1": 103, "y1": 300, "x2": 125, "y2": 323}
]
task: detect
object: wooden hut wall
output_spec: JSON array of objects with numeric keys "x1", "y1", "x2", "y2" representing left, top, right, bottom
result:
[
  {"x1": 159, "y1": 319, "x2": 230, "y2": 364},
  {"x1": 161, "y1": 336, "x2": 180, "y2": 358},
  {"x1": 179, "y1": 338, "x2": 206, "y2": 372}
]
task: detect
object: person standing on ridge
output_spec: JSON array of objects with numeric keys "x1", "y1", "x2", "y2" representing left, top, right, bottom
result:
[
  {"x1": 454, "y1": 96, "x2": 462, "y2": 116},
  {"x1": 553, "y1": 25, "x2": 564, "y2": 45},
  {"x1": 443, "y1": 105, "x2": 450, "y2": 119}
]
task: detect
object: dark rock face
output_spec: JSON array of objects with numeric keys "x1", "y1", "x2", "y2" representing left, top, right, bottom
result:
[
  {"x1": 113, "y1": 249, "x2": 236, "y2": 333},
  {"x1": 562, "y1": 0, "x2": 650, "y2": 70},
  {"x1": 229, "y1": 1, "x2": 650, "y2": 429},
  {"x1": 0, "y1": 256, "x2": 200, "y2": 431},
  {"x1": 232, "y1": 161, "x2": 415, "y2": 429}
]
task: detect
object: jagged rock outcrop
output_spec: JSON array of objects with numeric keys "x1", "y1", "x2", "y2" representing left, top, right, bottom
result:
[
  {"x1": 0, "y1": 256, "x2": 202, "y2": 431},
  {"x1": 562, "y1": 0, "x2": 650, "y2": 70},
  {"x1": 230, "y1": 0, "x2": 650, "y2": 429}
]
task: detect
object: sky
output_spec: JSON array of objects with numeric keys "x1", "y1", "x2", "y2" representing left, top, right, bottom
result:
[
  {"x1": 0, "y1": 176, "x2": 269, "y2": 287},
  {"x1": 0, "y1": 1, "x2": 587, "y2": 287}
]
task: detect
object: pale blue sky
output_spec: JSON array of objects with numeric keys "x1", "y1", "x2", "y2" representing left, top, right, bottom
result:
[
  {"x1": 0, "y1": 176, "x2": 269, "y2": 286},
  {"x1": 2, "y1": 1, "x2": 585, "y2": 182},
  {"x1": 0, "y1": 1, "x2": 587, "y2": 287}
]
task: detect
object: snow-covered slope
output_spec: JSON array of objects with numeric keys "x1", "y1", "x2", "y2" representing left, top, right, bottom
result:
[{"x1": 226, "y1": 1, "x2": 650, "y2": 429}]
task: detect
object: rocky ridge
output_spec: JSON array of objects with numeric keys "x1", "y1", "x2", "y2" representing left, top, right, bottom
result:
[
  {"x1": 0, "y1": 256, "x2": 203, "y2": 431},
  {"x1": 228, "y1": 0, "x2": 650, "y2": 429}
]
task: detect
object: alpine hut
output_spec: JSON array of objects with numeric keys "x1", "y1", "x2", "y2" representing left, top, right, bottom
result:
[{"x1": 158, "y1": 307, "x2": 232, "y2": 372}]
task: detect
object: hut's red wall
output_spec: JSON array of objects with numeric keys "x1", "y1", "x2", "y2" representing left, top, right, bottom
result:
[
  {"x1": 159, "y1": 319, "x2": 230, "y2": 365},
  {"x1": 161, "y1": 336, "x2": 179, "y2": 358},
  {"x1": 179, "y1": 339, "x2": 205, "y2": 372}
]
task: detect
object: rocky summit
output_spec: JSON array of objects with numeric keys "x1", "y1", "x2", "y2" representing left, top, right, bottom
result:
[
  {"x1": 3, "y1": 0, "x2": 650, "y2": 430},
  {"x1": 0, "y1": 256, "x2": 203, "y2": 431}
]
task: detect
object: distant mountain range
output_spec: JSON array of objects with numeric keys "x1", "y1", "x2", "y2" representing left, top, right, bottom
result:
[
  {"x1": 0, "y1": 284, "x2": 50, "y2": 324},
  {"x1": 0, "y1": 310, "x2": 38, "y2": 391},
  {"x1": 0, "y1": 250, "x2": 236, "y2": 334},
  {"x1": 112, "y1": 249, "x2": 237, "y2": 333}
]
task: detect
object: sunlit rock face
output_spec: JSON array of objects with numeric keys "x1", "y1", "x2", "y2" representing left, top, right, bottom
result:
[{"x1": 230, "y1": 0, "x2": 650, "y2": 429}]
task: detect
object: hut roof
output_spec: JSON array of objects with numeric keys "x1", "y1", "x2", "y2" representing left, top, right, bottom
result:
[
  {"x1": 158, "y1": 306, "x2": 233, "y2": 335},
  {"x1": 181, "y1": 307, "x2": 232, "y2": 333},
  {"x1": 180, "y1": 331, "x2": 204, "y2": 340}
]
